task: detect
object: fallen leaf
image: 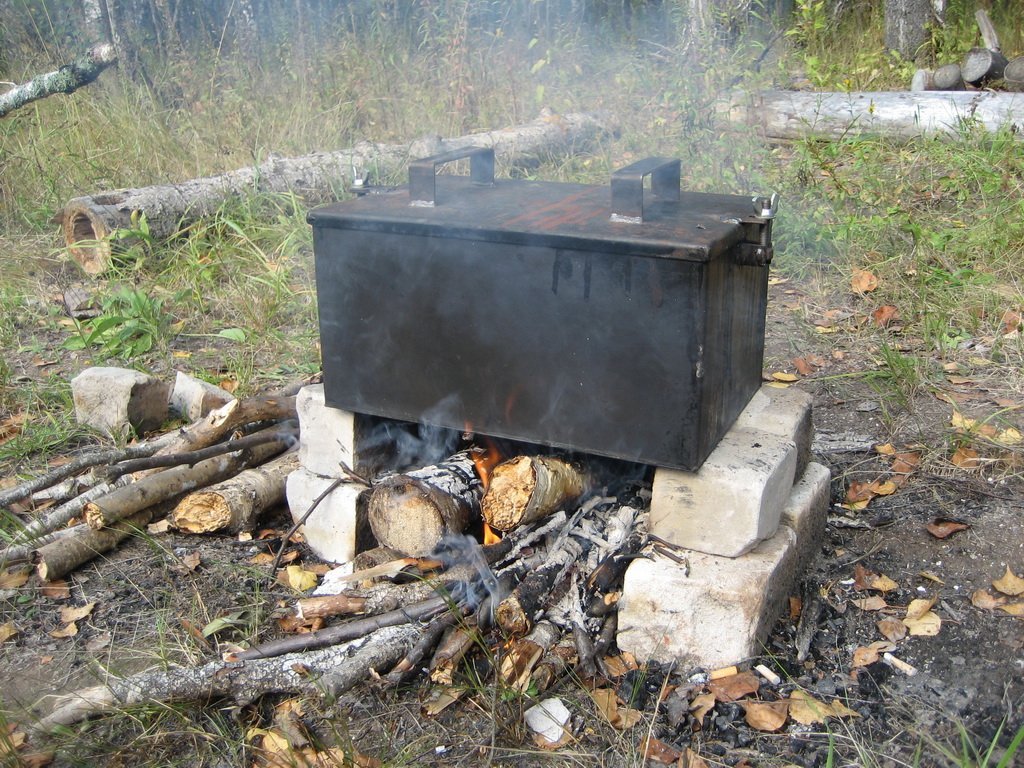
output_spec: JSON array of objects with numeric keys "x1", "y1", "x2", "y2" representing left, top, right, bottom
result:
[
  {"x1": 851, "y1": 641, "x2": 897, "y2": 668},
  {"x1": 49, "y1": 622, "x2": 78, "y2": 639},
  {"x1": 868, "y1": 479, "x2": 898, "y2": 496},
  {"x1": 793, "y1": 357, "x2": 816, "y2": 375},
  {"x1": 877, "y1": 618, "x2": 908, "y2": 642},
  {"x1": 40, "y1": 580, "x2": 70, "y2": 599},
  {"x1": 926, "y1": 519, "x2": 969, "y2": 539},
  {"x1": 771, "y1": 371, "x2": 799, "y2": 383},
  {"x1": 85, "y1": 632, "x2": 112, "y2": 653},
  {"x1": 181, "y1": 551, "x2": 202, "y2": 571},
  {"x1": 642, "y1": 735, "x2": 681, "y2": 764},
  {"x1": 875, "y1": 443, "x2": 897, "y2": 455},
  {"x1": 871, "y1": 305, "x2": 900, "y2": 327},
  {"x1": 708, "y1": 671, "x2": 760, "y2": 702},
  {"x1": 285, "y1": 565, "x2": 319, "y2": 592},
  {"x1": 971, "y1": 589, "x2": 1005, "y2": 610},
  {"x1": 0, "y1": 622, "x2": 18, "y2": 643},
  {"x1": 742, "y1": 700, "x2": 789, "y2": 731},
  {"x1": 903, "y1": 598, "x2": 941, "y2": 636},
  {"x1": 845, "y1": 481, "x2": 877, "y2": 505},
  {"x1": 852, "y1": 596, "x2": 887, "y2": 611},
  {"x1": 951, "y1": 446, "x2": 981, "y2": 469},
  {"x1": 992, "y1": 566, "x2": 1024, "y2": 597},
  {"x1": 872, "y1": 574, "x2": 899, "y2": 592},
  {"x1": 679, "y1": 748, "x2": 709, "y2": 768},
  {"x1": 946, "y1": 375, "x2": 974, "y2": 385},
  {"x1": 592, "y1": 688, "x2": 643, "y2": 730},
  {"x1": 995, "y1": 427, "x2": 1022, "y2": 446},
  {"x1": 202, "y1": 610, "x2": 246, "y2": 638},
  {"x1": 1000, "y1": 603, "x2": 1024, "y2": 617},
  {"x1": 0, "y1": 725, "x2": 26, "y2": 754},
  {"x1": 890, "y1": 451, "x2": 921, "y2": 479},
  {"x1": 689, "y1": 692, "x2": 716, "y2": 725},
  {"x1": 0, "y1": 569, "x2": 30, "y2": 589},
  {"x1": 60, "y1": 602, "x2": 95, "y2": 623},
  {"x1": 851, "y1": 269, "x2": 879, "y2": 294},
  {"x1": 854, "y1": 564, "x2": 898, "y2": 593},
  {"x1": 919, "y1": 571, "x2": 945, "y2": 585},
  {"x1": 788, "y1": 690, "x2": 860, "y2": 724},
  {"x1": 1000, "y1": 310, "x2": 1022, "y2": 335}
]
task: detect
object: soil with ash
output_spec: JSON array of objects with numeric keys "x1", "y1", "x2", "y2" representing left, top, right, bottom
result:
[{"x1": 1, "y1": 283, "x2": 1023, "y2": 767}]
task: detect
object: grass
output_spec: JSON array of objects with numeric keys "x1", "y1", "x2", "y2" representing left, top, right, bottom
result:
[{"x1": 2, "y1": 1, "x2": 1024, "y2": 765}]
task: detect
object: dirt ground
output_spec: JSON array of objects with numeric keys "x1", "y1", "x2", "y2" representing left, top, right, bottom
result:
[{"x1": 1, "y1": 279, "x2": 1023, "y2": 767}]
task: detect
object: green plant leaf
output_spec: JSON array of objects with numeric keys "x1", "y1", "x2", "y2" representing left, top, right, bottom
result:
[{"x1": 217, "y1": 328, "x2": 247, "y2": 342}]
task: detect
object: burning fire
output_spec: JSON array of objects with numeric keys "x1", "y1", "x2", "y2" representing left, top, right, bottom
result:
[
  {"x1": 470, "y1": 436, "x2": 504, "y2": 545},
  {"x1": 482, "y1": 521, "x2": 502, "y2": 546}
]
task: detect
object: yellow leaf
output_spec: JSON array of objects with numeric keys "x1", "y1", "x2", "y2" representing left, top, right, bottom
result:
[
  {"x1": 592, "y1": 688, "x2": 643, "y2": 730},
  {"x1": 951, "y1": 446, "x2": 981, "y2": 469},
  {"x1": 689, "y1": 692, "x2": 716, "y2": 725},
  {"x1": 814, "y1": 325, "x2": 840, "y2": 334},
  {"x1": 60, "y1": 602, "x2": 96, "y2": 623},
  {"x1": 875, "y1": 443, "x2": 897, "y2": 455},
  {"x1": 903, "y1": 599, "x2": 941, "y2": 636},
  {"x1": 788, "y1": 691, "x2": 830, "y2": 725},
  {"x1": 992, "y1": 566, "x2": 1024, "y2": 597},
  {"x1": 877, "y1": 618, "x2": 908, "y2": 642},
  {"x1": 771, "y1": 372, "x2": 799, "y2": 382},
  {"x1": 851, "y1": 269, "x2": 879, "y2": 294},
  {"x1": 852, "y1": 596, "x2": 887, "y2": 611},
  {"x1": 905, "y1": 597, "x2": 936, "y2": 620},
  {"x1": 871, "y1": 574, "x2": 899, "y2": 593},
  {"x1": 1000, "y1": 603, "x2": 1024, "y2": 617},
  {"x1": 49, "y1": 621, "x2": 79, "y2": 639},
  {"x1": 869, "y1": 480, "x2": 898, "y2": 496},
  {"x1": 995, "y1": 427, "x2": 1022, "y2": 446},
  {"x1": 765, "y1": 381, "x2": 791, "y2": 389},
  {"x1": 0, "y1": 621, "x2": 18, "y2": 643},
  {"x1": 742, "y1": 700, "x2": 789, "y2": 731},
  {"x1": 971, "y1": 590, "x2": 1004, "y2": 610},
  {"x1": 285, "y1": 565, "x2": 318, "y2": 592}
]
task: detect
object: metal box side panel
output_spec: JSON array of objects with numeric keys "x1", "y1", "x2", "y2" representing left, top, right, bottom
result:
[{"x1": 314, "y1": 226, "x2": 711, "y2": 468}]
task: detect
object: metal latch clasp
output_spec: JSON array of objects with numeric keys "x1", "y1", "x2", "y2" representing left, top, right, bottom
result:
[{"x1": 752, "y1": 192, "x2": 780, "y2": 220}]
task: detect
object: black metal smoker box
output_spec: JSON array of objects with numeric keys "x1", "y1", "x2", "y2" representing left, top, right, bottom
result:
[{"x1": 309, "y1": 147, "x2": 777, "y2": 470}]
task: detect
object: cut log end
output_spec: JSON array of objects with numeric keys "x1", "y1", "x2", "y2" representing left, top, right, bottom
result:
[
  {"x1": 369, "y1": 483, "x2": 448, "y2": 555},
  {"x1": 170, "y1": 491, "x2": 231, "y2": 533},
  {"x1": 62, "y1": 202, "x2": 114, "y2": 275}
]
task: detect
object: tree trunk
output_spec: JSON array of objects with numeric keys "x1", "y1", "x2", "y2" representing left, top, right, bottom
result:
[
  {"x1": 59, "y1": 111, "x2": 616, "y2": 274},
  {"x1": 170, "y1": 451, "x2": 299, "y2": 534},
  {"x1": 368, "y1": 451, "x2": 483, "y2": 556},
  {"x1": 885, "y1": 0, "x2": 931, "y2": 60},
  {"x1": 727, "y1": 90, "x2": 1024, "y2": 141},
  {"x1": 0, "y1": 44, "x2": 117, "y2": 119}
]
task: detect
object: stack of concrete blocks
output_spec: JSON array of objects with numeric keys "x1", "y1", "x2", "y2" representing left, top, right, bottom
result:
[
  {"x1": 285, "y1": 384, "x2": 369, "y2": 564},
  {"x1": 617, "y1": 385, "x2": 830, "y2": 670}
]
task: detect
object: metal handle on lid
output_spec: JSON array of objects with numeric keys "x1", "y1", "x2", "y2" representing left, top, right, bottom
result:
[
  {"x1": 610, "y1": 157, "x2": 681, "y2": 223},
  {"x1": 409, "y1": 146, "x2": 495, "y2": 206}
]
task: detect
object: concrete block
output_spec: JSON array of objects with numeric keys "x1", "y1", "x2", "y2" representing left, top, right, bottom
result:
[
  {"x1": 71, "y1": 366, "x2": 169, "y2": 437},
  {"x1": 285, "y1": 467, "x2": 367, "y2": 564},
  {"x1": 649, "y1": 428, "x2": 797, "y2": 557},
  {"x1": 296, "y1": 384, "x2": 370, "y2": 478},
  {"x1": 734, "y1": 384, "x2": 813, "y2": 476},
  {"x1": 618, "y1": 460, "x2": 830, "y2": 669},
  {"x1": 169, "y1": 371, "x2": 234, "y2": 421},
  {"x1": 782, "y1": 462, "x2": 831, "y2": 570}
]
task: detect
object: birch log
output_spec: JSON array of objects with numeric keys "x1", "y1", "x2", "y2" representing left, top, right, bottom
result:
[
  {"x1": 36, "y1": 508, "x2": 155, "y2": 581},
  {"x1": 481, "y1": 456, "x2": 585, "y2": 531},
  {"x1": 170, "y1": 451, "x2": 299, "y2": 533},
  {"x1": 61, "y1": 111, "x2": 615, "y2": 273},
  {"x1": 368, "y1": 451, "x2": 483, "y2": 556},
  {"x1": 0, "y1": 44, "x2": 117, "y2": 119},
  {"x1": 727, "y1": 90, "x2": 1024, "y2": 141}
]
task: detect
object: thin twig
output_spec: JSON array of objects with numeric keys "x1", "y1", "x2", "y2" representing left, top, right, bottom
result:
[{"x1": 270, "y1": 477, "x2": 342, "y2": 575}]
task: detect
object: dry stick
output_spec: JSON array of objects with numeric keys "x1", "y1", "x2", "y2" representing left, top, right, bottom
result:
[
  {"x1": 0, "y1": 443, "x2": 159, "y2": 511},
  {"x1": 105, "y1": 425, "x2": 295, "y2": 481},
  {"x1": 33, "y1": 624, "x2": 419, "y2": 734},
  {"x1": 227, "y1": 594, "x2": 451, "y2": 661},
  {"x1": 384, "y1": 609, "x2": 465, "y2": 684},
  {"x1": 84, "y1": 426, "x2": 295, "y2": 530}
]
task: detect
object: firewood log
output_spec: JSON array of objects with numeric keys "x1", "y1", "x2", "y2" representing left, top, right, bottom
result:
[
  {"x1": 962, "y1": 47, "x2": 1008, "y2": 86},
  {"x1": 1005, "y1": 57, "x2": 1024, "y2": 92},
  {"x1": 368, "y1": 450, "x2": 482, "y2": 556},
  {"x1": 170, "y1": 451, "x2": 299, "y2": 534},
  {"x1": 932, "y1": 63, "x2": 965, "y2": 91},
  {"x1": 481, "y1": 456, "x2": 586, "y2": 532},
  {"x1": 499, "y1": 620, "x2": 561, "y2": 691},
  {"x1": 36, "y1": 508, "x2": 156, "y2": 581},
  {"x1": 532, "y1": 634, "x2": 577, "y2": 693},
  {"x1": 84, "y1": 429, "x2": 291, "y2": 529}
]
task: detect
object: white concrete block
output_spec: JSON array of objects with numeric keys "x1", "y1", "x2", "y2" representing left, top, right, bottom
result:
[
  {"x1": 734, "y1": 385, "x2": 813, "y2": 475},
  {"x1": 71, "y1": 366, "x2": 169, "y2": 438},
  {"x1": 169, "y1": 371, "x2": 235, "y2": 420},
  {"x1": 296, "y1": 384, "x2": 368, "y2": 478},
  {"x1": 285, "y1": 467, "x2": 366, "y2": 564},
  {"x1": 649, "y1": 428, "x2": 797, "y2": 557},
  {"x1": 618, "y1": 460, "x2": 830, "y2": 669}
]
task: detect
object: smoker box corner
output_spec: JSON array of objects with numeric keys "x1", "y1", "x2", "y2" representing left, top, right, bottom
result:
[{"x1": 311, "y1": 150, "x2": 775, "y2": 470}]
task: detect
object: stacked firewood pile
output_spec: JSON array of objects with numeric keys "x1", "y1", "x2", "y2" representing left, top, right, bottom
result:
[{"x1": 912, "y1": 10, "x2": 1024, "y2": 92}]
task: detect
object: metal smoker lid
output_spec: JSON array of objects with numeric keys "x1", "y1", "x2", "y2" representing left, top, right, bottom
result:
[{"x1": 308, "y1": 149, "x2": 775, "y2": 263}]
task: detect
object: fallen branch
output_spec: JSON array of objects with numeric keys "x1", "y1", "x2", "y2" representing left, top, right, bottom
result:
[
  {"x1": 0, "y1": 44, "x2": 117, "y2": 119},
  {"x1": 84, "y1": 426, "x2": 295, "y2": 529},
  {"x1": 61, "y1": 111, "x2": 616, "y2": 273},
  {"x1": 170, "y1": 451, "x2": 299, "y2": 534},
  {"x1": 36, "y1": 508, "x2": 155, "y2": 581},
  {"x1": 33, "y1": 624, "x2": 419, "y2": 733}
]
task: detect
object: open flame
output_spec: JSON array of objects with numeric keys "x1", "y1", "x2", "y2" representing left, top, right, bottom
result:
[
  {"x1": 470, "y1": 435, "x2": 503, "y2": 545},
  {"x1": 482, "y1": 521, "x2": 502, "y2": 546}
]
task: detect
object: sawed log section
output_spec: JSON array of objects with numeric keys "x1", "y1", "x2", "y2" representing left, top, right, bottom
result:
[
  {"x1": 728, "y1": 90, "x2": 1024, "y2": 141},
  {"x1": 60, "y1": 111, "x2": 615, "y2": 274},
  {"x1": 481, "y1": 456, "x2": 586, "y2": 531}
]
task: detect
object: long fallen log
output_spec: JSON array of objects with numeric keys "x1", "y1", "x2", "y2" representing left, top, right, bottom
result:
[
  {"x1": 61, "y1": 111, "x2": 615, "y2": 273},
  {"x1": 0, "y1": 44, "x2": 117, "y2": 120},
  {"x1": 170, "y1": 451, "x2": 300, "y2": 534},
  {"x1": 727, "y1": 90, "x2": 1024, "y2": 141}
]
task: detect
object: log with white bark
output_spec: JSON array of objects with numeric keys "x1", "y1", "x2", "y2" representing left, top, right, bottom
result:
[
  {"x1": 0, "y1": 44, "x2": 117, "y2": 120},
  {"x1": 368, "y1": 450, "x2": 483, "y2": 556},
  {"x1": 169, "y1": 451, "x2": 299, "y2": 534},
  {"x1": 499, "y1": 619, "x2": 561, "y2": 691},
  {"x1": 60, "y1": 111, "x2": 615, "y2": 274},
  {"x1": 496, "y1": 538, "x2": 583, "y2": 637},
  {"x1": 36, "y1": 508, "x2": 155, "y2": 582},
  {"x1": 84, "y1": 425, "x2": 295, "y2": 529},
  {"x1": 932, "y1": 63, "x2": 965, "y2": 91},
  {"x1": 481, "y1": 456, "x2": 586, "y2": 532},
  {"x1": 727, "y1": 90, "x2": 1024, "y2": 141},
  {"x1": 962, "y1": 47, "x2": 1008, "y2": 87},
  {"x1": 33, "y1": 624, "x2": 419, "y2": 733}
]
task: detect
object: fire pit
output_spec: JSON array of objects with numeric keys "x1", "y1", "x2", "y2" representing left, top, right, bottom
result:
[{"x1": 309, "y1": 147, "x2": 777, "y2": 470}]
